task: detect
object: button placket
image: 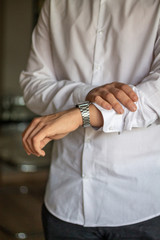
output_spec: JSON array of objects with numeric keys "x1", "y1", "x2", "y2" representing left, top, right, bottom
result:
[
  {"x1": 82, "y1": 144, "x2": 89, "y2": 179},
  {"x1": 91, "y1": 1, "x2": 106, "y2": 84},
  {"x1": 82, "y1": 0, "x2": 106, "y2": 224},
  {"x1": 81, "y1": 129, "x2": 93, "y2": 179}
]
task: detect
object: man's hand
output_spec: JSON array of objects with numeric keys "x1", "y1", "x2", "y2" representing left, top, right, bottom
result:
[
  {"x1": 86, "y1": 82, "x2": 138, "y2": 114},
  {"x1": 22, "y1": 108, "x2": 82, "y2": 157}
]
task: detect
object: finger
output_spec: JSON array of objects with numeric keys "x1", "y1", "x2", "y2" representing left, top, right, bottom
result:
[
  {"x1": 116, "y1": 83, "x2": 138, "y2": 102},
  {"x1": 32, "y1": 125, "x2": 52, "y2": 156},
  {"x1": 94, "y1": 95, "x2": 112, "y2": 110},
  {"x1": 32, "y1": 124, "x2": 68, "y2": 155},
  {"x1": 40, "y1": 137, "x2": 52, "y2": 150},
  {"x1": 110, "y1": 87, "x2": 137, "y2": 112},
  {"x1": 104, "y1": 92, "x2": 124, "y2": 114},
  {"x1": 25, "y1": 122, "x2": 47, "y2": 156},
  {"x1": 22, "y1": 129, "x2": 35, "y2": 155},
  {"x1": 22, "y1": 141, "x2": 31, "y2": 156},
  {"x1": 22, "y1": 129, "x2": 31, "y2": 155},
  {"x1": 22, "y1": 118, "x2": 41, "y2": 155}
]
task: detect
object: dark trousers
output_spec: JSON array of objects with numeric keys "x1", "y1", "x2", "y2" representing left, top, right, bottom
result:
[{"x1": 42, "y1": 204, "x2": 160, "y2": 240}]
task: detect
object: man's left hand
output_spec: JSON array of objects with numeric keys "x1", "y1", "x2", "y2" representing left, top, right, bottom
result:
[{"x1": 22, "y1": 108, "x2": 82, "y2": 157}]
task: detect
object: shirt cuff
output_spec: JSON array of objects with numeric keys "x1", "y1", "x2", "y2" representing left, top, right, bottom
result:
[{"x1": 93, "y1": 103, "x2": 125, "y2": 133}]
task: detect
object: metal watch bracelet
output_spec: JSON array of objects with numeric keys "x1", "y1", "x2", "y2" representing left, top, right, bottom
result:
[{"x1": 76, "y1": 101, "x2": 91, "y2": 128}]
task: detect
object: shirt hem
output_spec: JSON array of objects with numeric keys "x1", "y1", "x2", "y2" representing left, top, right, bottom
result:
[{"x1": 44, "y1": 200, "x2": 160, "y2": 227}]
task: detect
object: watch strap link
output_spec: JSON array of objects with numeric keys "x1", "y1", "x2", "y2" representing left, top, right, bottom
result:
[{"x1": 76, "y1": 101, "x2": 91, "y2": 128}]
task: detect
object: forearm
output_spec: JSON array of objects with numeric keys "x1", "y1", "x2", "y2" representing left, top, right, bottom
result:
[{"x1": 22, "y1": 104, "x2": 103, "y2": 157}]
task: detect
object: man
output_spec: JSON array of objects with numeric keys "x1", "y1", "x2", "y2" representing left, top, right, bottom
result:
[{"x1": 20, "y1": 0, "x2": 160, "y2": 239}]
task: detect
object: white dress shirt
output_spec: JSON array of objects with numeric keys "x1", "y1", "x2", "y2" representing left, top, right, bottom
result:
[{"x1": 20, "y1": 0, "x2": 160, "y2": 226}]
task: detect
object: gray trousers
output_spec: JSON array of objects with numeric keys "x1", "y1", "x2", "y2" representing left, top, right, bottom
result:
[{"x1": 42, "y1": 203, "x2": 160, "y2": 240}]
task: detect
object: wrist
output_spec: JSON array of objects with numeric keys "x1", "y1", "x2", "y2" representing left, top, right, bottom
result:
[
  {"x1": 89, "y1": 104, "x2": 103, "y2": 128},
  {"x1": 73, "y1": 103, "x2": 103, "y2": 128},
  {"x1": 71, "y1": 108, "x2": 83, "y2": 127},
  {"x1": 76, "y1": 101, "x2": 91, "y2": 127}
]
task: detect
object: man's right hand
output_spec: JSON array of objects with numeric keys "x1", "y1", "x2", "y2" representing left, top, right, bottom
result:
[{"x1": 86, "y1": 82, "x2": 138, "y2": 114}]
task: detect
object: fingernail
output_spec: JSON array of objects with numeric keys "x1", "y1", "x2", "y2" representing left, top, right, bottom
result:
[
  {"x1": 132, "y1": 105, "x2": 137, "y2": 111},
  {"x1": 119, "y1": 108, "x2": 124, "y2": 114},
  {"x1": 133, "y1": 96, "x2": 138, "y2": 102},
  {"x1": 41, "y1": 152, "x2": 45, "y2": 157}
]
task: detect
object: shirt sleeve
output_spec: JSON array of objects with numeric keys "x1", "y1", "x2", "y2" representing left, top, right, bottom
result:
[
  {"x1": 95, "y1": 19, "x2": 160, "y2": 133},
  {"x1": 19, "y1": 0, "x2": 94, "y2": 116}
]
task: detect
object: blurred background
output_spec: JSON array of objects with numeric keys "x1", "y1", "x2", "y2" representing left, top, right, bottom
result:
[{"x1": 0, "y1": 1, "x2": 52, "y2": 239}]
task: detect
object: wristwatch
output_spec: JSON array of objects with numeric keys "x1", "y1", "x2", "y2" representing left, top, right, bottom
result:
[{"x1": 76, "y1": 101, "x2": 91, "y2": 128}]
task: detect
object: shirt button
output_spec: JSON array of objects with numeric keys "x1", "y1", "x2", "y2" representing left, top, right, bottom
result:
[
  {"x1": 85, "y1": 138, "x2": 90, "y2": 143},
  {"x1": 82, "y1": 174, "x2": 86, "y2": 178},
  {"x1": 95, "y1": 64, "x2": 101, "y2": 71},
  {"x1": 109, "y1": 126, "x2": 114, "y2": 131},
  {"x1": 98, "y1": 30, "x2": 103, "y2": 36}
]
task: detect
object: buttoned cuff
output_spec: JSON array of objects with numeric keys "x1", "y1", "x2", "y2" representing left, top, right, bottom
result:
[{"x1": 93, "y1": 103, "x2": 125, "y2": 133}]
